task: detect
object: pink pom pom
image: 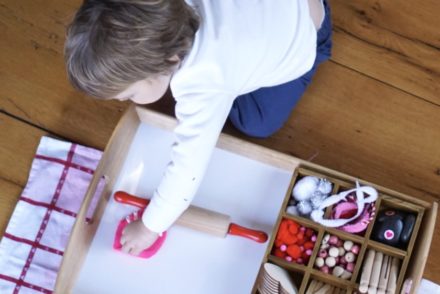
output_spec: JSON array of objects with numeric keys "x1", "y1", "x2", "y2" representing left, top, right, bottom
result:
[
  {"x1": 311, "y1": 234, "x2": 317, "y2": 242},
  {"x1": 285, "y1": 256, "x2": 293, "y2": 262},
  {"x1": 300, "y1": 226, "x2": 306, "y2": 232},
  {"x1": 280, "y1": 244, "x2": 287, "y2": 252},
  {"x1": 297, "y1": 257, "x2": 304, "y2": 264},
  {"x1": 306, "y1": 249, "x2": 313, "y2": 256}
]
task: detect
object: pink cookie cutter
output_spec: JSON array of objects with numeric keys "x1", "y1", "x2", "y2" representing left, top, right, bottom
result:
[{"x1": 113, "y1": 209, "x2": 167, "y2": 259}]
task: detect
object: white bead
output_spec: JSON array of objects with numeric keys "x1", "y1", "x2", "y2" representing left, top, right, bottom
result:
[
  {"x1": 341, "y1": 270, "x2": 352, "y2": 280},
  {"x1": 325, "y1": 256, "x2": 336, "y2": 267},
  {"x1": 320, "y1": 243, "x2": 329, "y2": 250},
  {"x1": 329, "y1": 247, "x2": 339, "y2": 258},
  {"x1": 332, "y1": 266, "x2": 344, "y2": 277},
  {"x1": 338, "y1": 247, "x2": 346, "y2": 256},
  {"x1": 322, "y1": 233, "x2": 330, "y2": 244},
  {"x1": 345, "y1": 252, "x2": 355, "y2": 263},
  {"x1": 315, "y1": 257, "x2": 325, "y2": 268},
  {"x1": 343, "y1": 240, "x2": 354, "y2": 251}
]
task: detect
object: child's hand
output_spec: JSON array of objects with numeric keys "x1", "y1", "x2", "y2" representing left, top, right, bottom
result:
[{"x1": 120, "y1": 219, "x2": 159, "y2": 256}]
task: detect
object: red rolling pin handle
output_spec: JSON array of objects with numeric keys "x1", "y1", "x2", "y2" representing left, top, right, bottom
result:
[
  {"x1": 114, "y1": 191, "x2": 268, "y2": 243},
  {"x1": 228, "y1": 223, "x2": 268, "y2": 243},
  {"x1": 114, "y1": 191, "x2": 150, "y2": 208}
]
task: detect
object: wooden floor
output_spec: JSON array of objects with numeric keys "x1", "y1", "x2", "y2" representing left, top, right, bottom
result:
[{"x1": 1, "y1": 0, "x2": 439, "y2": 285}]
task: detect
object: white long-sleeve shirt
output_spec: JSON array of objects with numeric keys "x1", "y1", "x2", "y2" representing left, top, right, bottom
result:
[{"x1": 142, "y1": 0, "x2": 320, "y2": 233}]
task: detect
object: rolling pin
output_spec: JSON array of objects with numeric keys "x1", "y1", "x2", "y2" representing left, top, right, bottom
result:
[{"x1": 114, "y1": 191, "x2": 268, "y2": 243}]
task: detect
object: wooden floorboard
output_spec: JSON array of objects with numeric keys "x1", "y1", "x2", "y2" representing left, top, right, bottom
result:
[
  {"x1": 0, "y1": 0, "x2": 439, "y2": 286},
  {"x1": 331, "y1": 0, "x2": 440, "y2": 105},
  {"x1": 0, "y1": 113, "x2": 47, "y2": 235}
]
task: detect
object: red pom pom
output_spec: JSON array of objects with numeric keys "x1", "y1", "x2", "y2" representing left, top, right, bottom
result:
[
  {"x1": 273, "y1": 248, "x2": 286, "y2": 258},
  {"x1": 305, "y1": 228, "x2": 314, "y2": 238},
  {"x1": 286, "y1": 244, "x2": 301, "y2": 259},
  {"x1": 288, "y1": 222, "x2": 299, "y2": 235},
  {"x1": 275, "y1": 239, "x2": 284, "y2": 248},
  {"x1": 282, "y1": 234, "x2": 298, "y2": 245},
  {"x1": 304, "y1": 241, "x2": 314, "y2": 250}
]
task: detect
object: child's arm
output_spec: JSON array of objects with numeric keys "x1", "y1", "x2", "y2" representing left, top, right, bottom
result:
[
  {"x1": 142, "y1": 91, "x2": 235, "y2": 232},
  {"x1": 121, "y1": 89, "x2": 235, "y2": 254}
]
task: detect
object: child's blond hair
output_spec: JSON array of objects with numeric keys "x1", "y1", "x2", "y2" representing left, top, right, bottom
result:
[{"x1": 64, "y1": 0, "x2": 199, "y2": 98}]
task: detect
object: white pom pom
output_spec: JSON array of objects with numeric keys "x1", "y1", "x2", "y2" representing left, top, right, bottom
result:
[
  {"x1": 286, "y1": 205, "x2": 299, "y2": 215},
  {"x1": 292, "y1": 176, "x2": 319, "y2": 201},
  {"x1": 317, "y1": 178, "x2": 332, "y2": 195},
  {"x1": 297, "y1": 201, "x2": 312, "y2": 215}
]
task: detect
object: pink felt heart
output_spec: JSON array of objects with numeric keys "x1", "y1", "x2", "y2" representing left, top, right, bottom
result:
[{"x1": 384, "y1": 229, "x2": 394, "y2": 240}]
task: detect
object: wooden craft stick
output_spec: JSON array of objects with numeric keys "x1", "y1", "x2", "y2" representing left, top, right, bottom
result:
[
  {"x1": 377, "y1": 255, "x2": 391, "y2": 294},
  {"x1": 386, "y1": 257, "x2": 399, "y2": 294},
  {"x1": 306, "y1": 279, "x2": 317, "y2": 294},
  {"x1": 368, "y1": 251, "x2": 383, "y2": 294},
  {"x1": 314, "y1": 281, "x2": 324, "y2": 293},
  {"x1": 359, "y1": 249, "x2": 376, "y2": 293},
  {"x1": 314, "y1": 283, "x2": 332, "y2": 294}
]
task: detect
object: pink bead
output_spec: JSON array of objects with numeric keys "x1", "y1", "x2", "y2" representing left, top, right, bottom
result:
[
  {"x1": 300, "y1": 226, "x2": 306, "y2": 232},
  {"x1": 320, "y1": 265, "x2": 330, "y2": 274},
  {"x1": 318, "y1": 249, "x2": 328, "y2": 258},
  {"x1": 297, "y1": 257, "x2": 304, "y2": 264},
  {"x1": 346, "y1": 262, "x2": 355, "y2": 272},
  {"x1": 337, "y1": 240, "x2": 344, "y2": 247},
  {"x1": 351, "y1": 244, "x2": 360, "y2": 255},
  {"x1": 280, "y1": 244, "x2": 287, "y2": 252},
  {"x1": 339, "y1": 256, "x2": 347, "y2": 264},
  {"x1": 311, "y1": 234, "x2": 317, "y2": 242},
  {"x1": 329, "y1": 235, "x2": 339, "y2": 245},
  {"x1": 306, "y1": 249, "x2": 313, "y2": 256},
  {"x1": 285, "y1": 256, "x2": 293, "y2": 262}
]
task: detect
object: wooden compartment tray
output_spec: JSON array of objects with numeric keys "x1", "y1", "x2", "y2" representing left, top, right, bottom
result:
[{"x1": 254, "y1": 168, "x2": 437, "y2": 294}]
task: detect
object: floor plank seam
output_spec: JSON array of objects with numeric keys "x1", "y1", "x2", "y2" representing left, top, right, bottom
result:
[
  {"x1": 0, "y1": 109, "x2": 67, "y2": 141},
  {"x1": 328, "y1": 59, "x2": 440, "y2": 108}
]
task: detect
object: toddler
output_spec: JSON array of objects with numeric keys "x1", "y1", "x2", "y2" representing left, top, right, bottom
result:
[{"x1": 65, "y1": 0, "x2": 332, "y2": 256}]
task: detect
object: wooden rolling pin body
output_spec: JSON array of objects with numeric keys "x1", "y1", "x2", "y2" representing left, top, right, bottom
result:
[{"x1": 114, "y1": 191, "x2": 268, "y2": 242}]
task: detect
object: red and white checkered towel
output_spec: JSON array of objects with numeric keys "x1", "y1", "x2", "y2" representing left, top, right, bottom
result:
[{"x1": 0, "y1": 136, "x2": 102, "y2": 294}]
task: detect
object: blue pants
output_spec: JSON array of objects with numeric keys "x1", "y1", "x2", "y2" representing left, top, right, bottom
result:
[{"x1": 229, "y1": 1, "x2": 332, "y2": 138}]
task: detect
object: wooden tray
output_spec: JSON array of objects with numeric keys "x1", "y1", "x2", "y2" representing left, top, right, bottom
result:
[{"x1": 54, "y1": 105, "x2": 437, "y2": 293}]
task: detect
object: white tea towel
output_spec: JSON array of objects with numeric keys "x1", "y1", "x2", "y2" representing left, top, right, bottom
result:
[{"x1": 0, "y1": 136, "x2": 102, "y2": 293}]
